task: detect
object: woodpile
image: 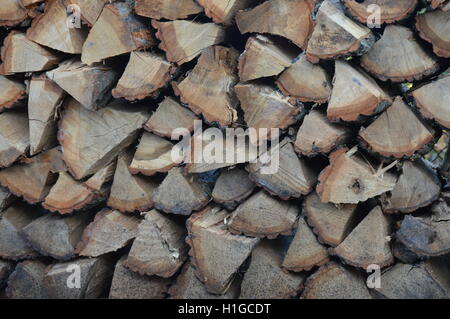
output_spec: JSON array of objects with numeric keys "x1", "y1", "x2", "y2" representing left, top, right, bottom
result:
[{"x1": 0, "y1": 0, "x2": 449, "y2": 300}]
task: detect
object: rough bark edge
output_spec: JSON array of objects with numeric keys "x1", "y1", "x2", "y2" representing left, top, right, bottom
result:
[
  {"x1": 416, "y1": 15, "x2": 450, "y2": 58},
  {"x1": 343, "y1": 0, "x2": 418, "y2": 24}
]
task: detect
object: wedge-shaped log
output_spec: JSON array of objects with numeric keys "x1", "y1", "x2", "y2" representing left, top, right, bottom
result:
[
  {"x1": 332, "y1": 206, "x2": 394, "y2": 269},
  {"x1": 81, "y1": 1, "x2": 155, "y2": 65},
  {"x1": 0, "y1": 187, "x2": 16, "y2": 212},
  {"x1": 152, "y1": 20, "x2": 225, "y2": 65},
  {"x1": 187, "y1": 206, "x2": 259, "y2": 294},
  {"x1": 65, "y1": 0, "x2": 108, "y2": 26},
  {"x1": 228, "y1": 190, "x2": 299, "y2": 238},
  {"x1": 416, "y1": 9, "x2": 450, "y2": 58},
  {"x1": 126, "y1": 210, "x2": 188, "y2": 278},
  {"x1": 212, "y1": 168, "x2": 255, "y2": 210},
  {"x1": 0, "y1": 111, "x2": 29, "y2": 168},
  {"x1": 6, "y1": 260, "x2": 48, "y2": 299},
  {"x1": 76, "y1": 208, "x2": 140, "y2": 257},
  {"x1": 135, "y1": 0, "x2": 203, "y2": 20},
  {"x1": 58, "y1": 98, "x2": 149, "y2": 180},
  {"x1": 361, "y1": 25, "x2": 439, "y2": 82},
  {"x1": 173, "y1": 46, "x2": 239, "y2": 126},
  {"x1": 198, "y1": 0, "x2": 257, "y2": 25},
  {"x1": 240, "y1": 240, "x2": 305, "y2": 299},
  {"x1": 0, "y1": 75, "x2": 26, "y2": 111},
  {"x1": 83, "y1": 160, "x2": 116, "y2": 194},
  {"x1": 343, "y1": 0, "x2": 418, "y2": 24},
  {"x1": 0, "y1": 0, "x2": 30, "y2": 26}
]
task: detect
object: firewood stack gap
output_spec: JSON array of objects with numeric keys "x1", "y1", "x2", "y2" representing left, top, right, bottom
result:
[{"x1": 0, "y1": 0, "x2": 449, "y2": 300}]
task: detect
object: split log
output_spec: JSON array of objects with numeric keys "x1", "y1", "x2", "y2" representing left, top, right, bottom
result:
[
  {"x1": 28, "y1": 75, "x2": 65, "y2": 155},
  {"x1": 47, "y1": 59, "x2": 119, "y2": 110},
  {"x1": 83, "y1": 160, "x2": 116, "y2": 194},
  {"x1": 107, "y1": 152, "x2": 158, "y2": 213},
  {"x1": 381, "y1": 160, "x2": 441, "y2": 213},
  {"x1": 304, "y1": 192, "x2": 358, "y2": 247},
  {"x1": 212, "y1": 168, "x2": 255, "y2": 210},
  {"x1": 5, "y1": 260, "x2": 48, "y2": 299},
  {"x1": 247, "y1": 141, "x2": 317, "y2": 199},
  {"x1": 198, "y1": 0, "x2": 257, "y2": 25},
  {"x1": 152, "y1": 167, "x2": 210, "y2": 216},
  {"x1": 144, "y1": 97, "x2": 198, "y2": 138},
  {"x1": 112, "y1": 51, "x2": 175, "y2": 101},
  {"x1": 126, "y1": 210, "x2": 188, "y2": 278},
  {"x1": 359, "y1": 97, "x2": 435, "y2": 158},
  {"x1": 0, "y1": 111, "x2": 29, "y2": 168},
  {"x1": 228, "y1": 190, "x2": 299, "y2": 238},
  {"x1": 58, "y1": 98, "x2": 149, "y2": 180},
  {"x1": 396, "y1": 198, "x2": 450, "y2": 256},
  {"x1": 21, "y1": 211, "x2": 91, "y2": 260},
  {"x1": 0, "y1": 203, "x2": 40, "y2": 260},
  {"x1": 135, "y1": 0, "x2": 203, "y2": 20},
  {"x1": 317, "y1": 148, "x2": 397, "y2": 204},
  {"x1": 276, "y1": 54, "x2": 332, "y2": 104},
  {"x1": 152, "y1": 20, "x2": 225, "y2": 65},
  {"x1": 169, "y1": 262, "x2": 240, "y2": 299},
  {"x1": 295, "y1": 109, "x2": 352, "y2": 157},
  {"x1": 0, "y1": 75, "x2": 26, "y2": 111},
  {"x1": 327, "y1": 60, "x2": 392, "y2": 122},
  {"x1": 75, "y1": 208, "x2": 140, "y2": 257},
  {"x1": 44, "y1": 256, "x2": 113, "y2": 299},
  {"x1": 235, "y1": 0, "x2": 315, "y2": 49},
  {"x1": 238, "y1": 35, "x2": 296, "y2": 82},
  {"x1": 26, "y1": 0, "x2": 88, "y2": 54},
  {"x1": 0, "y1": 0, "x2": 30, "y2": 27},
  {"x1": 65, "y1": 0, "x2": 108, "y2": 26},
  {"x1": 0, "y1": 31, "x2": 60, "y2": 75},
  {"x1": 110, "y1": 255, "x2": 170, "y2": 299},
  {"x1": 0, "y1": 187, "x2": 16, "y2": 212},
  {"x1": 282, "y1": 217, "x2": 329, "y2": 272},
  {"x1": 392, "y1": 240, "x2": 420, "y2": 264},
  {"x1": 306, "y1": 0, "x2": 374, "y2": 63},
  {"x1": 343, "y1": 0, "x2": 418, "y2": 24},
  {"x1": 240, "y1": 240, "x2": 306, "y2": 299},
  {"x1": 173, "y1": 46, "x2": 239, "y2": 127},
  {"x1": 416, "y1": 9, "x2": 450, "y2": 58},
  {"x1": 81, "y1": 1, "x2": 155, "y2": 65},
  {"x1": 0, "y1": 259, "x2": 14, "y2": 288},
  {"x1": 411, "y1": 74, "x2": 450, "y2": 129},
  {"x1": 186, "y1": 205, "x2": 259, "y2": 294},
  {"x1": 331, "y1": 206, "x2": 394, "y2": 269},
  {"x1": 360, "y1": 25, "x2": 439, "y2": 82},
  {"x1": 374, "y1": 260, "x2": 450, "y2": 299},
  {"x1": 301, "y1": 262, "x2": 372, "y2": 299},
  {"x1": 129, "y1": 132, "x2": 179, "y2": 176}
]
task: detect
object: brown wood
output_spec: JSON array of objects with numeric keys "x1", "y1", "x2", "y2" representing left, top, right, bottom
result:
[
  {"x1": 0, "y1": 75, "x2": 26, "y2": 111},
  {"x1": 212, "y1": 168, "x2": 255, "y2": 210},
  {"x1": 343, "y1": 0, "x2": 418, "y2": 24},
  {"x1": 65, "y1": 0, "x2": 108, "y2": 26},
  {"x1": 0, "y1": 111, "x2": 29, "y2": 168},
  {"x1": 173, "y1": 46, "x2": 239, "y2": 127},
  {"x1": 428, "y1": 0, "x2": 449, "y2": 9},
  {"x1": 5, "y1": 260, "x2": 48, "y2": 299},
  {"x1": 186, "y1": 205, "x2": 259, "y2": 294},
  {"x1": 416, "y1": 9, "x2": 450, "y2": 58},
  {"x1": 198, "y1": 0, "x2": 257, "y2": 26},
  {"x1": 83, "y1": 160, "x2": 116, "y2": 194},
  {"x1": 135, "y1": 0, "x2": 203, "y2": 20},
  {"x1": 0, "y1": 0, "x2": 30, "y2": 27}
]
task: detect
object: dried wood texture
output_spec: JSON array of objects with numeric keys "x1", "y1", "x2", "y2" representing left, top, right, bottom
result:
[
  {"x1": 247, "y1": 141, "x2": 317, "y2": 199},
  {"x1": 332, "y1": 206, "x2": 394, "y2": 269},
  {"x1": 282, "y1": 218, "x2": 329, "y2": 272},
  {"x1": 0, "y1": 0, "x2": 29, "y2": 26},
  {"x1": 301, "y1": 262, "x2": 372, "y2": 299},
  {"x1": 428, "y1": 0, "x2": 448, "y2": 9},
  {"x1": 295, "y1": 109, "x2": 351, "y2": 156},
  {"x1": 360, "y1": 25, "x2": 439, "y2": 82},
  {"x1": 0, "y1": 111, "x2": 29, "y2": 168},
  {"x1": 238, "y1": 35, "x2": 296, "y2": 82},
  {"x1": 47, "y1": 59, "x2": 118, "y2": 110},
  {"x1": 343, "y1": 0, "x2": 418, "y2": 24},
  {"x1": 0, "y1": 259, "x2": 14, "y2": 288},
  {"x1": 317, "y1": 148, "x2": 397, "y2": 204},
  {"x1": 65, "y1": 0, "x2": 108, "y2": 26},
  {"x1": 135, "y1": 0, "x2": 203, "y2": 20},
  {"x1": 44, "y1": 256, "x2": 113, "y2": 299},
  {"x1": 152, "y1": 20, "x2": 225, "y2": 65},
  {"x1": 236, "y1": 0, "x2": 315, "y2": 49},
  {"x1": 198, "y1": 0, "x2": 257, "y2": 25},
  {"x1": 83, "y1": 160, "x2": 116, "y2": 194},
  {"x1": 359, "y1": 97, "x2": 435, "y2": 158},
  {"x1": 411, "y1": 75, "x2": 450, "y2": 129},
  {"x1": 6, "y1": 260, "x2": 48, "y2": 299},
  {"x1": 240, "y1": 241, "x2": 306, "y2": 299},
  {"x1": 0, "y1": 75, "x2": 26, "y2": 111},
  {"x1": 306, "y1": 0, "x2": 374, "y2": 63},
  {"x1": 276, "y1": 54, "x2": 331, "y2": 104},
  {"x1": 212, "y1": 168, "x2": 255, "y2": 210},
  {"x1": 28, "y1": 75, "x2": 64, "y2": 155},
  {"x1": 0, "y1": 187, "x2": 16, "y2": 212},
  {"x1": 21, "y1": 211, "x2": 90, "y2": 260},
  {"x1": 173, "y1": 46, "x2": 239, "y2": 126},
  {"x1": 126, "y1": 210, "x2": 188, "y2": 278},
  {"x1": 229, "y1": 190, "x2": 299, "y2": 238},
  {"x1": 58, "y1": 98, "x2": 149, "y2": 180},
  {"x1": 0, "y1": 203, "x2": 39, "y2": 260},
  {"x1": 110, "y1": 255, "x2": 170, "y2": 299},
  {"x1": 81, "y1": 2, "x2": 155, "y2": 65},
  {"x1": 187, "y1": 206, "x2": 259, "y2": 294},
  {"x1": 327, "y1": 60, "x2": 392, "y2": 122},
  {"x1": 152, "y1": 167, "x2": 210, "y2": 216},
  {"x1": 0, "y1": 31, "x2": 60, "y2": 75},
  {"x1": 113, "y1": 51, "x2": 174, "y2": 101},
  {"x1": 416, "y1": 9, "x2": 450, "y2": 57},
  {"x1": 76, "y1": 208, "x2": 140, "y2": 257},
  {"x1": 26, "y1": 0, "x2": 88, "y2": 54}
]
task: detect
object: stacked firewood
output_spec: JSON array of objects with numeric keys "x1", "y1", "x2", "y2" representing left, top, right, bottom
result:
[{"x1": 0, "y1": 0, "x2": 449, "y2": 299}]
